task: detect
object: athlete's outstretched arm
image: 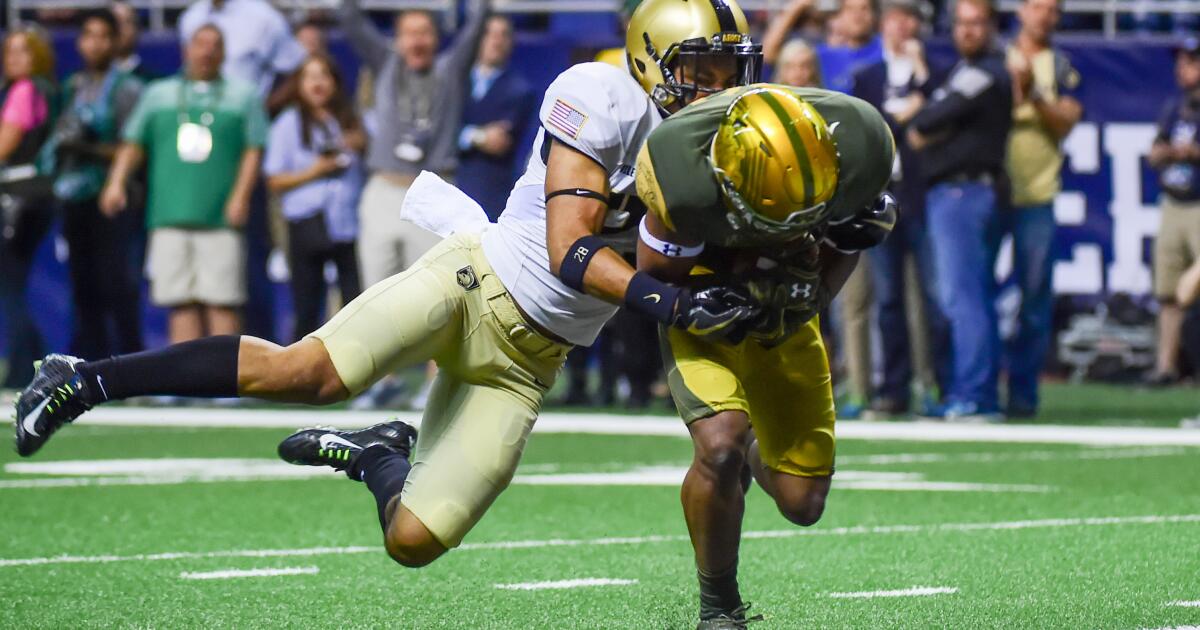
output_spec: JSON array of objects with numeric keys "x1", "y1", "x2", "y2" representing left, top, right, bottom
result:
[{"x1": 544, "y1": 139, "x2": 637, "y2": 305}]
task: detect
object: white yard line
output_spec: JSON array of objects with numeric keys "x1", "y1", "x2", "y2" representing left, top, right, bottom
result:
[
  {"x1": 1, "y1": 513, "x2": 1196, "y2": 569},
  {"x1": 1166, "y1": 601, "x2": 1200, "y2": 607},
  {"x1": 2, "y1": 461, "x2": 1049, "y2": 492},
  {"x1": 837, "y1": 446, "x2": 1193, "y2": 465},
  {"x1": 493, "y1": 578, "x2": 638, "y2": 591},
  {"x1": 69, "y1": 408, "x2": 1200, "y2": 445},
  {"x1": 828, "y1": 586, "x2": 958, "y2": 599},
  {"x1": 179, "y1": 566, "x2": 319, "y2": 580}
]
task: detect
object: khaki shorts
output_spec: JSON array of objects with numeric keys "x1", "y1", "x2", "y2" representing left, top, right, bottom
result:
[
  {"x1": 146, "y1": 227, "x2": 246, "y2": 307},
  {"x1": 309, "y1": 232, "x2": 569, "y2": 548},
  {"x1": 1153, "y1": 197, "x2": 1200, "y2": 300},
  {"x1": 662, "y1": 317, "x2": 836, "y2": 478},
  {"x1": 357, "y1": 174, "x2": 444, "y2": 288}
]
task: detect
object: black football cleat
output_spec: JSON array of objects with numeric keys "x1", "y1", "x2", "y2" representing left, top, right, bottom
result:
[
  {"x1": 697, "y1": 604, "x2": 763, "y2": 630},
  {"x1": 277, "y1": 420, "x2": 417, "y2": 472},
  {"x1": 14, "y1": 354, "x2": 95, "y2": 457}
]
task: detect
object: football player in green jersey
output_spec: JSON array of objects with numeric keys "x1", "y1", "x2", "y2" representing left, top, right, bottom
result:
[{"x1": 635, "y1": 84, "x2": 897, "y2": 628}]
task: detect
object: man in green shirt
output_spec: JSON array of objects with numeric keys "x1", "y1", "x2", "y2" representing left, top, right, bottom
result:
[
  {"x1": 636, "y1": 83, "x2": 896, "y2": 625},
  {"x1": 101, "y1": 24, "x2": 267, "y2": 343}
]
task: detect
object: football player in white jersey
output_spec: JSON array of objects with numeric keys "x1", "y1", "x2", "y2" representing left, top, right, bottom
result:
[{"x1": 14, "y1": 0, "x2": 763, "y2": 571}]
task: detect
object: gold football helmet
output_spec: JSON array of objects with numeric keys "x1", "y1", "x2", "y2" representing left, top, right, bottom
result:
[
  {"x1": 625, "y1": 0, "x2": 762, "y2": 112},
  {"x1": 710, "y1": 85, "x2": 840, "y2": 239}
]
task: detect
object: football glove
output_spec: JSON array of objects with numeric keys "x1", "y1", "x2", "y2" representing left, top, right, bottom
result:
[
  {"x1": 737, "y1": 245, "x2": 826, "y2": 348},
  {"x1": 824, "y1": 191, "x2": 898, "y2": 254},
  {"x1": 671, "y1": 285, "x2": 762, "y2": 344}
]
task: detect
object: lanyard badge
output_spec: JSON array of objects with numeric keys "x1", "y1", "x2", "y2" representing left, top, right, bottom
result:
[
  {"x1": 177, "y1": 121, "x2": 213, "y2": 163},
  {"x1": 177, "y1": 79, "x2": 220, "y2": 163}
]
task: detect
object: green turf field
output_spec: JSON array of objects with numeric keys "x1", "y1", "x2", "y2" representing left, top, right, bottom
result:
[{"x1": 2, "y1": 407, "x2": 1199, "y2": 629}]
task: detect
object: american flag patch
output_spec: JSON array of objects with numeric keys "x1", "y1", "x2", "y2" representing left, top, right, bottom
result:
[{"x1": 547, "y1": 99, "x2": 588, "y2": 139}]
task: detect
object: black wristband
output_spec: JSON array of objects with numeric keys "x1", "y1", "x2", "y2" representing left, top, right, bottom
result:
[
  {"x1": 624, "y1": 271, "x2": 685, "y2": 324},
  {"x1": 558, "y1": 235, "x2": 611, "y2": 291}
]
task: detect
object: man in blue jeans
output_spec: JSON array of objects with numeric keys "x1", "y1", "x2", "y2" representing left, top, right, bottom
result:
[
  {"x1": 909, "y1": 0, "x2": 1012, "y2": 420},
  {"x1": 1001, "y1": 0, "x2": 1082, "y2": 416},
  {"x1": 851, "y1": 0, "x2": 951, "y2": 416}
]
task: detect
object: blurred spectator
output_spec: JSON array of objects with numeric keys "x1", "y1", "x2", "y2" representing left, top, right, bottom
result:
[
  {"x1": 339, "y1": 0, "x2": 488, "y2": 410},
  {"x1": 0, "y1": 27, "x2": 57, "y2": 388},
  {"x1": 766, "y1": 0, "x2": 881, "y2": 417},
  {"x1": 457, "y1": 15, "x2": 533, "y2": 220},
  {"x1": 179, "y1": 0, "x2": 306, "y2": 108},
  {"x1": 1002, "y1": 0, "x2": 1083, "y2": 415},
  {"x1": 295, "y1": 20, "x2": 327, "y2": 57},
  {"x1": 110, "y1": 2, "x2": 153, "y2": 81},
  {"x1": 773, "y1": 38, "x2": 823, "y2": 87},
  {"x1": 764, "y1": 0, "x2": 882, "y2": 94},
  {"x1": 101, "y1": 25, "x2": 267, "y2": 343},
  {"x1": 909, "y1": 0, "x2": 1012, "y2": 420},
  {"x1": 340, "y1": 0, "x2": 488, "y2": 289},
  {"x1": 852, "y1": 0, "x2": 950, "y2": 416},
  {"x1": 43, "y1": 9, "x2": 144, "y2": 360},
  {"x1": 1146, "y1": 37, "x2": 1200, "y2": 387},
  {"x1": 264, "y1": 54, "x2": 365, "y2": 340}
]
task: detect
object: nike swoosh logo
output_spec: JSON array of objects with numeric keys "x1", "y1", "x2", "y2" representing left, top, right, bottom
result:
[
  {"x1": 644, "y1": 294, "x2": 662, "y2": 304},
  {"x1": 828, "y1": 121, "x2": 841, "y2": 134},
  {"x1": 95, "y1": 375, "x2": 109, "y2": 401},
  {"x1": 21, "y1": 397, "x2": 51, "y2": 438},
  {"x1": 318, "y1": 434, "x2": 360, "y2": 450}
]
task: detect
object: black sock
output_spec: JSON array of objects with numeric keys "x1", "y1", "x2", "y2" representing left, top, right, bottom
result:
[
  {"x1": 698, "y1": 562, "x2": 743, "y2": 620},
  {"x1": 76, "y1": 335, "x2": 241, "y2": 404},
  {"x1": 348, "y1": 445, "x2": 412, "y2": 532}
]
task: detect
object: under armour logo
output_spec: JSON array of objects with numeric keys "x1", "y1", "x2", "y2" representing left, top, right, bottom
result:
[
  {"x1": 791, "y1": 283, "x2": 813, "y2": 299},
  {"x1": 661, "y1": 243, "x2": 681, "y2": 256}
]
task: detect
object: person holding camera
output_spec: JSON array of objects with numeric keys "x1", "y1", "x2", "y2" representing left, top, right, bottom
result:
[
  {"x1": 264, "y1": 54, "x2": 366, "y2": 340},
  {"x1": 45, "y1": 9, "x2": 144, "y2": 360}
]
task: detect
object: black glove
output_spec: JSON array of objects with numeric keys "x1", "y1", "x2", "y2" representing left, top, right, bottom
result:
[
  {"x1": 742, "y1": 263, "x2": 825, "y2": 348},
  {"x1": 671, "y1": 285, "x2": 762, "y2": 344},
  {"x1": 824, "y1": 191, "x2": 898, "y2": 253}
]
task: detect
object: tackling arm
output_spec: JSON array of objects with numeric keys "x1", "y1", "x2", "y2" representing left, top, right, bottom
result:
[{"x1": 544, "y1": 140, "x2": 633, "y2": 305}]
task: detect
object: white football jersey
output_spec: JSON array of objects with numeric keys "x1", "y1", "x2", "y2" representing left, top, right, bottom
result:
[{"x1": 481, "y1": 62, "x2": 662, "y2": 346}]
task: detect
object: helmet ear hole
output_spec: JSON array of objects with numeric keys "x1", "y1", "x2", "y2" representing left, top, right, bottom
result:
[{"x1": 633, "y1": 57, "x2": 647, "y2": 74}]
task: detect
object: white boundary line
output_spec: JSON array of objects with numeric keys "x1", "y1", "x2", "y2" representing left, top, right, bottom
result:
[
  {"x1": 1166, "y1": 601, "x2": 1200, "y2": 608},
  {"x1": 494, "y1": 578, "x2": 638, "y2": 591},
  {"x1": 179, "y1": 566, "x2": 319, "y2": 580},
  {"x1": 1, "y1": 513, "x2": 1196, "y2": 569},
  {"x1": 828, "y1": 586, "x2": 958, "y2": 599},
  {"x1": 68, "y1": 408, "x2": 1200, "y2": 445}
]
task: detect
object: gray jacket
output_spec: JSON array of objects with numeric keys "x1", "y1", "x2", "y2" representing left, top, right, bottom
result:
[{"x1": 340, "y1": 0, "x2": 488, "y2": 176}]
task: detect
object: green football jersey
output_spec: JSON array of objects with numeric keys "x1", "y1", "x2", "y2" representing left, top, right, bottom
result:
[{"x1": 637, "y1": 85, "x2": 895, "y2": 249}]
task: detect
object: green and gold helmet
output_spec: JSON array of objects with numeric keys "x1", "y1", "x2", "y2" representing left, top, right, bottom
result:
[
  {"x1": 625, "y1": 0, "x2": 762, "y2": 112},
  {"x1": 710, "y1": 85, "x2": 840, "y2": 239}
]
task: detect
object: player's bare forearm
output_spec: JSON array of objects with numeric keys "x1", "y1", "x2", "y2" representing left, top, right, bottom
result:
[
  {"x1": 817, "y1": 246, "x2": 860, "y2": 308},
  {"x1": 543, "y1": 140, "x2": 636, "y2": 304}
]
